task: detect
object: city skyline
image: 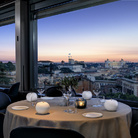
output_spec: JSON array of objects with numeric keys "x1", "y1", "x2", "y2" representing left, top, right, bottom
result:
[{"x1": 0, "y1": 1, "x2": 138, "y2": 63}]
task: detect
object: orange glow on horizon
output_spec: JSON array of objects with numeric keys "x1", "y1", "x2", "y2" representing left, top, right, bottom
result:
[{"x1": 38, "y1": 54, "x2": 138, "y2": 63}]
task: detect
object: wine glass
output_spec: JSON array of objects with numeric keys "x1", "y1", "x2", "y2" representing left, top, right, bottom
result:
[
  {"x1": 93, "y1": 90, "x2": 102, "y2": 107},
  {"x1": 93, "y1": 83, "x2": 102, "y2": 107},
  {"x1": 63, "y1": 91, "x2": 72, "y2": 105},
  {"x1": 63, "y1": 86, "x2": 72, "y2": 112},
  {"x1": 100, "y1": 96, "x2": 105, "y2": 106},
  {"x1": 93, "y1": 90, "x2": 101, "y2": 98},
  {"x1": 31, "y1": 96, "x2": 37, "y2": 107},
  {"x1": 37, "y1": 88, "x2": 45, "y2": 96},
  {"x1": 37, "y1": 82, "x2": 45, "y2": 97}
]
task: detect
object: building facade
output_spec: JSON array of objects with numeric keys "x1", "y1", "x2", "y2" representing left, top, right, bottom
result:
[
  {"x1": 105, "y1": 59, "x2": 126, "y2": 69},
  {"x1": 122, "y1": 76, "x2": 138, "y2": 97}
]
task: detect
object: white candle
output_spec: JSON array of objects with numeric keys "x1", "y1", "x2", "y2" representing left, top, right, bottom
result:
[
  {"x1": 104, "y1": 99, "x2": 118, "y2": 111},
  {"x1": 82, "y1": 91, "x2": 92, "y2": 100},
  {"x1": 26, "y1": 92, "x2": 37, "y2": 102},
  {"x1": 35, "y1": 101, "x2": 50, "y2": 114}
]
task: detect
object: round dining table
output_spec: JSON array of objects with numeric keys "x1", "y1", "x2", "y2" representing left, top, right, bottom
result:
[{"x1": 3, "y1": 97, "x2": 132, "y2": 138}]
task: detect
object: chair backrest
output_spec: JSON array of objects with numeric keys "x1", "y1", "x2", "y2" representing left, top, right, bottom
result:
[
  {"x1": 131, "y1": 122, "x2": 138, "y2": 138},
  {"x1": 10, "y1": 126, "x2": 85, "y2": 138},
  {"x1": 9, "y1": 82, "x2": 20, "y2": 97},
  {"x1": 0, "y1": 92, "x2": 11, "y2": 110},
  {"x1": 46, "y1": 87, "x2": 63, "y2": 97},
  {"x1": 0, "y1": 113, "x2": 5, "y2": 138},
  {"x1": 131, "y1": 107, "x2": 138, "y2": 138},
  {"x1": 131, "y1": 107, "x2": 138, "y2": 127}
]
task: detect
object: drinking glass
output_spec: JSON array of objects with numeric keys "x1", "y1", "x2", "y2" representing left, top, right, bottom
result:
[
  {"x1": 31, "y1": 98, "x2": 37, "y2": 107},
  {"x1": 93, "y1": 90, "x2": 102, "y2": 107},
  {"x1": 63, "y1": 89, "x2": 72, "y2": 112},
  {"x1": 67, "y1": 99, "x2": 77, "y2": 114},
  {"x1": 100, "y1": 96, "x2": 105, "y2": 106},
  {"x1": 37, "y1": 81, "x2": 45, "y2": 97},
  {"x1": 37, "y1": 88, "x2": 45, "y2": 97},
  {"x1": 93, "y1": 90, "x2": 101, "y2": 98},
  {"x1": 29, "y1": 94, "x2": 38, "y2": 107},
  {"x1": 63, "y1": 91, "x2": 72, "y2": 104}
]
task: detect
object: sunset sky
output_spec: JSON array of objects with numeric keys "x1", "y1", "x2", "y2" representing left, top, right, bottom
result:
[{"x1": 0, "y1": 1, "x2": 138, "y2": 63}]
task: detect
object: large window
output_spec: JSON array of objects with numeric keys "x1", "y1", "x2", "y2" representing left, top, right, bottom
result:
[
  {"x1": 0, "y1": 23, "x2": 16, "y2": 87},
  {"x1": 38, "y1": 1, "x2": 138, "y2": 101}
]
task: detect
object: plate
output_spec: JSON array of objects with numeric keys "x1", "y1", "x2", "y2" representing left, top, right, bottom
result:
[
  {"x1": 12, "y1": 106, "x2": 29, "y2": 110},
  {"x1": 82, "y1": 112, "x2": 103, "y2": 118},
  {"x1": 40, "y1": 97, "x2": 54, "y2": 100}
]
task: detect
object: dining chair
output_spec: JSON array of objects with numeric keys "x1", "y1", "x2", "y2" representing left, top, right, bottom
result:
[
  {"x1": 45, "y1": 86, "x2": 63, "y2": 97},
  {"x1": 131, "y1": 107, "x2": 138, "y2": 138},
  {"x1": 10, "y1": 126, "x2": 85, "y2": 138},
  {"x1": 131, "y1": 122, "x2": 138, "y2": 138},
  {"x1": 45, "y1": 86, "x2": 82, "y2": 97},
  {"x1": 0, "y1": 113, "x2": 5, "y2": 138},
  {"x1": 0, "y1": 92, "x2": 11, "y2": 114},
  {"x1": 3, "y1": 82, "x2": 20, "y2": 102}
]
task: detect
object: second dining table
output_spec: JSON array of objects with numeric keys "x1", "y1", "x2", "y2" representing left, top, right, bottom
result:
[{"x1": 3, "y1": 97, "x2": 132, "y2": 138}]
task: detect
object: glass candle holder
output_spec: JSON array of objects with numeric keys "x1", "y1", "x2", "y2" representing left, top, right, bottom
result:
[{"x1": 75, "y1": 98, "x2": 87, "y2": 109}]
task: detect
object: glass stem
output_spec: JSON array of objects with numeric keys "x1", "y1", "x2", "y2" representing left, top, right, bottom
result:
[{"x1": 67, "y1": 99, "x2": 69, "y2": 106}]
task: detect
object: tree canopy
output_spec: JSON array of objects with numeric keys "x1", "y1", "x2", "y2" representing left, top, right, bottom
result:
[{"x1": 0, "y1": 61, "x2": 15, "y2": 72}]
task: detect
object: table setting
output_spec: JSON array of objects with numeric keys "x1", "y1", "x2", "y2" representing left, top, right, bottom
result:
[
  {"x1": 3, "y1": 90, "x2": 132, "y2": 138},
  {"x1": 10, "y1": 90, "x2": 127, "y2": 117}
]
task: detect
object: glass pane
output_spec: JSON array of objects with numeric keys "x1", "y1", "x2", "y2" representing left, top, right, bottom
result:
[
  {"x1": 0, "y1": 24, "x2": 16, "y2": 87},
  {"x1": 38, "y1": 1, "x2": 138, "y2": 101}
]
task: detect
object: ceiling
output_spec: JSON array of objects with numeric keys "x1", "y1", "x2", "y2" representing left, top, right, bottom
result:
[
  {"x1": 0, "y1": 0, "x2": 118, "y2": 26},
  {"x1": 0, "y1": 0, "x2": 15, "y2": 6}
]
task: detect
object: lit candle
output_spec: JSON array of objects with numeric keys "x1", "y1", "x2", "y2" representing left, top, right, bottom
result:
[
  {"x1": 75, "y1": 98, "x2": 87, "y2": 109},
  {"x1": 79, "y1": 101, "x2": 84, "y2": 106}
]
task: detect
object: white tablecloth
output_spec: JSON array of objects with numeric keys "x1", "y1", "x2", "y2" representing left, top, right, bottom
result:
[{"x1": 4, "y1": 97, "x2": 132, "y2": 138}]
